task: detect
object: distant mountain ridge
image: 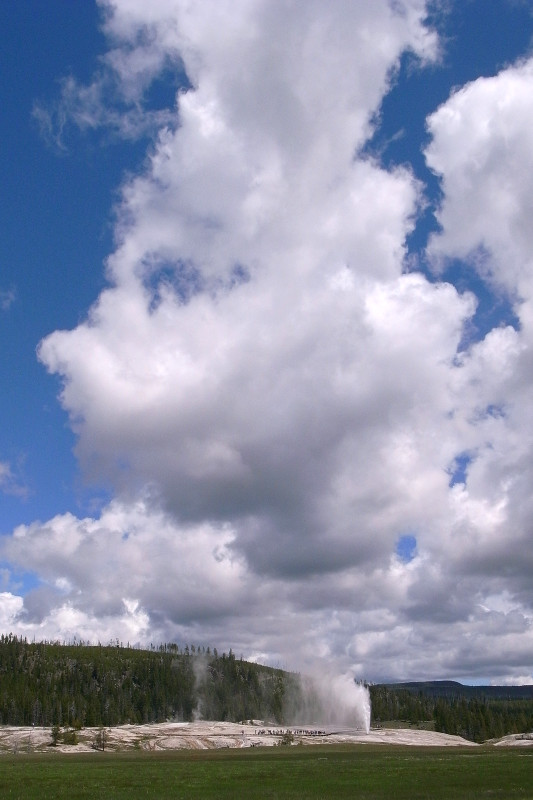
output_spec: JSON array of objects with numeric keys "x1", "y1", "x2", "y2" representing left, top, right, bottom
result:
[{"x1": 381, "y1": 681, "x2": 533, "y2": 700}]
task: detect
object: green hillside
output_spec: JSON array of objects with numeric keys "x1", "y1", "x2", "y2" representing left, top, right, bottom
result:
[
  {"x1": 2, "y1": 635, "x2": 532, "y2": 743},
  {"x1": 0, "y1": 635, "x2": 291, "y2": 727},
  {"x1": 370, "y1": 682, "x2": 533, "y2": 742}
]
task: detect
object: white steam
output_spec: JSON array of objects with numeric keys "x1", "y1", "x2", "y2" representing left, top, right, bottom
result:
[{"x1": 285, "y1": 672, "x2": 371, "y2": 733}]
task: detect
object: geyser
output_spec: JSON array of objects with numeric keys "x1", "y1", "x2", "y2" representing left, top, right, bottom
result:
[{"x1": 285, "y1": 672, "x2": 371, "y2": 733}]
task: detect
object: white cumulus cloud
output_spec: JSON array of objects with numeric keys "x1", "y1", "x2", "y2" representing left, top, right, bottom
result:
[{"x1": 4, "y1": 1, "x2": 533, "y2": 682}]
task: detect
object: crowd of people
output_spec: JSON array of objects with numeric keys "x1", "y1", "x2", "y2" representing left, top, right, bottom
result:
[{"x1": 251, "y1": 727, "x2": 327, "y2": 736}]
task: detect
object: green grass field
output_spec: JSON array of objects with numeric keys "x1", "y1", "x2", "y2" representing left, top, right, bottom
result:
[{"x1": 0, "y1": 745, "x2": 532, "y2": 799}]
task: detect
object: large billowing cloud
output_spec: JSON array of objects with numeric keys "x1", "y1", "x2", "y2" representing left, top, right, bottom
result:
[
  {"x1": 3, "y1": 1, "x2": 533, "y2": 682},
  {"x1": 422, "y1": 58, "x2": 533, "y2": 669}
]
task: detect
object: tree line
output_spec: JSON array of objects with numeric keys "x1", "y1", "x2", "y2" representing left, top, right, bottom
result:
[
  {"x1": 0, "y1": 634, "x2": 292, "y2": 728},
  {"x1": 370, "y1": 683, "x2": 533, "y2": 742},
  {"x1": 1, "y1": 635, "x2": 531, "y2": 742}
]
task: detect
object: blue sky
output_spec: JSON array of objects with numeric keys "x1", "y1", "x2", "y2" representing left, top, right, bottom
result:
[
  {"x1": 1, "y1": 0, "x2": 533, "y2": 684},
  {"x1": 1, "y1": 1, "x2": 110, "y2": 526}
]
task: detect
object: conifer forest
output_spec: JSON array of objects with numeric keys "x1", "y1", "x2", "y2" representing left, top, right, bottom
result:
[{"x1": 1, "y1": 635, "x2": 532, "y2": 743}]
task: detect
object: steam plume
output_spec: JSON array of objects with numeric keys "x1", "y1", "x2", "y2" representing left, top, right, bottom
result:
[{"x1": 284, "y1": 671, "x2": 371, "y2": 733}]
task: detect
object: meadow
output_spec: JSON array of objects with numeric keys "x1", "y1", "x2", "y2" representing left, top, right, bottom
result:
[{"x1": 1, "y1": 745, "x2": 532, "y2": 799}]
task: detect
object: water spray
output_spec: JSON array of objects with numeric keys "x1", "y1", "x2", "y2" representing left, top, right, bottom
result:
[{"x1": 285, "y1": 671, "x2": 371, "y2": 733}]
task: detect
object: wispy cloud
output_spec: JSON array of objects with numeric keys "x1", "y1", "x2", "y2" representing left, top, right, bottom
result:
[
  {"x1": 0, "y1": 287, "x2": 16, "y2": 311},
  {"x1": 0, "y1": 461, "x2": 27, "y2": 499},
  {"x1": 33, "y1": 74, "x2": 176, "y2": 150},
  {"x1": 32, "y1": 10, "x2": 187, "y2": 151}
]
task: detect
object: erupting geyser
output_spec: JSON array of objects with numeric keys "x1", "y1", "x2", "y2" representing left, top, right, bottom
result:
[
  {"x1": 286, "y1": 672, "x2": 371, "y2": 733},
  {"x1": 326, "y1": 674, "x2": 371, "y2": 734}
]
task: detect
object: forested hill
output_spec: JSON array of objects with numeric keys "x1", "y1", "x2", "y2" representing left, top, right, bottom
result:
[
  {"x1": 2, "y1": 635, "x2": 533, "y2": 743},
  {"x1": 370, "y1": 682, "x2": 533, "y2": 743},
  {"x1": 0, "y1": 635, "x2": 292, "y2": 728},
  {"x1": 385, "y1": 681, "x2": 533, "y2": 700}
]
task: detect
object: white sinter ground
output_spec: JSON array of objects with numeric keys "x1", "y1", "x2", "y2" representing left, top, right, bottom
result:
[{"x1": 1, "y1": 722, "x2": 531, "y2": 753}]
